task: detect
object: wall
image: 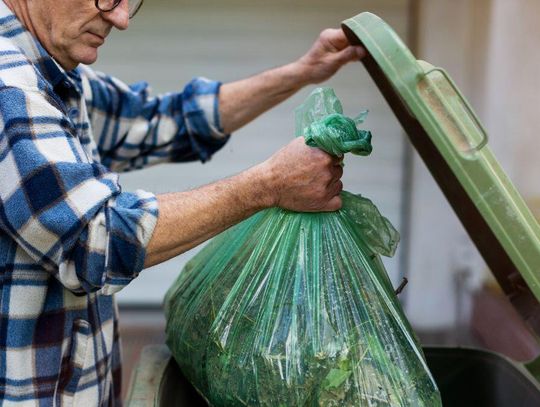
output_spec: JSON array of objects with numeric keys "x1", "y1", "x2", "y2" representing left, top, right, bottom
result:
[
  {"x1": 407, "y1": 0, "x2": 540, "y2": 332},
  {"x1": 483, "y1": 0, "x2": 540, "y2": 203},
  {"x1": 405, "y1": 0, "x2": 492, "y2": 330},
  {"x1": 92, "y1": 0, "x2": 411, "y2": 304}
]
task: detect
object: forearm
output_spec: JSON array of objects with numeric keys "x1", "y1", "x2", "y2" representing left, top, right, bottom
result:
[
  {"x1": 219, "y1": 62, "x2": 308, "y2": 134},
  {"x1": 144, "y1": 164, "x2": 274, "y2": 267},
  {"x1": 144, "y1": 115, "x2": 347, "y2": 268},
  {"x1": 218, "y1": 29, "x2": 364, "y2": 134}
]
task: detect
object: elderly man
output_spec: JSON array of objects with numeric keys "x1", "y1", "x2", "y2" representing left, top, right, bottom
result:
[{"x1": 0, "y1": 0, "x2": 364, "y2": 404}]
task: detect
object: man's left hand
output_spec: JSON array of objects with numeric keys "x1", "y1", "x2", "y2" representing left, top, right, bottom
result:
[
  {"x1": 219, "y1": 28, "x2": 365, "y2": 133},
  {"x1": 294, "y1": 28, "x2": 366, "y2": 85}
]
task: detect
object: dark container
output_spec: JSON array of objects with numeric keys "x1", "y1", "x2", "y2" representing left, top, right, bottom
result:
[
  {"x1": 425, "y1": 348, "x2": 540, "y2": 407},
  {"x1": 125, "y1": 345, "x2": 540, "y2": 407}
]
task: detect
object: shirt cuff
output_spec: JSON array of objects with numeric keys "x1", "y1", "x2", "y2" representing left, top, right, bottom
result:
[
  {"x1": 181, "y1": 77, "x2": 230, "y2": 162},
  {"x1": 100, "y1": 189, "x2": 158, "y2": 295}
]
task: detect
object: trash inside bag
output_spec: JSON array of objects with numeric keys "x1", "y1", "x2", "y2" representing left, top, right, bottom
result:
[{"x1": 164, "y1": 88, "x2": 442, "y2": 406}]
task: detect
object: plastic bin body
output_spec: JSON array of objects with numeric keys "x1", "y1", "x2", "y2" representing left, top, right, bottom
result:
[{"x1": 125, "y1": 345, "x2": 540, "y2": 407}]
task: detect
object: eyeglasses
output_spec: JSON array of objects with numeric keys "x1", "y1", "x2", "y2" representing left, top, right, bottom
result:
[{"x1": 95, "y1": 0, "x2": 144, "y2": 19}]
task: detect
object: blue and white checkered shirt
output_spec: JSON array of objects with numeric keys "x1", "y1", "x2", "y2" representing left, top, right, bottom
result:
[{"x1": 0, "y1": 2, "x2": 229, "y2": 405}]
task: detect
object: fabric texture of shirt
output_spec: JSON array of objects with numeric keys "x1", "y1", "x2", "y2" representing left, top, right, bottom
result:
[{"x1": 0, "y1": 1, "x2": 229, "y2": 405}]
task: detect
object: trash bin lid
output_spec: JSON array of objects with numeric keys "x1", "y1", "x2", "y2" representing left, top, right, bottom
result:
[{"x1": 341, "y1": 12, "x2": 540, "y2": 336}]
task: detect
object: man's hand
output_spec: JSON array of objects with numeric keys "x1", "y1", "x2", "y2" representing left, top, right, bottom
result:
[
  {"x1": 145, "y1": 30, "x2": 356, "y2": 266},
  {"x1": 295, "y1": 28, "x2": 366, "y2": 85},
  {"x1": 145, "y1": 138, "x2": 343, "y2": 267},
  {"x1": 219, "y1": 28, "x2": 365, "y2": 134},
  {"x1": 259, "y1": 137, "x2": 344, "y2": 212}
]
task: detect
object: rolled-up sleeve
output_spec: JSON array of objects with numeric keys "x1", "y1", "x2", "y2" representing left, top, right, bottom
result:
[
  {"x1": 80, "y1": 66, "x2": 230, "y2": 171},
  {"x1": 0, "y1": 85, "x2": 158, "y2": 295}
]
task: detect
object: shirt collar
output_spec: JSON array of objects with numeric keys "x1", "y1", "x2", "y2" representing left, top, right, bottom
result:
[{"x1": 0, "y1": 1, "x2": 78, "y2": 88}]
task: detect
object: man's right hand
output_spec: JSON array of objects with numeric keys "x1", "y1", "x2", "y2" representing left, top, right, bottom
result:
[
  {"x1": 258, "y1": 137, "x2": 344, "y2": 212},
  {"x1": 145, "y1": 137, "x2": 344, "y2": 267}
]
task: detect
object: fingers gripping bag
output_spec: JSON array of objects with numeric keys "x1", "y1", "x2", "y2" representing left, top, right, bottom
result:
[{"x1": 164, "y1": 88, "x2": 442, "y2": 406}]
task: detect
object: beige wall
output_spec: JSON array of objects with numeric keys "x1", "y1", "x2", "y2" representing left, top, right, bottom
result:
[
  {"x1": 93, "y1": 1, "x2": 411, "y2": 304},
  {"x1": 407, "y1": 0, "x2": 540, "y2": 330},
  {"x1": 95, "y1": 0, "x2": 540, "y2": 327},
  {"x1": 484, "y1": 0, "x2": 540, "y2": 203},
  {"x1": 406, "y1": 0, "x2": 492, "y2": 329}
]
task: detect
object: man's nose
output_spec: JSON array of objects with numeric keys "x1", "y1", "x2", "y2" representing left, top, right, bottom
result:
[{"x1": 101, "y1": 0, "x2": 129, "y2": 30}]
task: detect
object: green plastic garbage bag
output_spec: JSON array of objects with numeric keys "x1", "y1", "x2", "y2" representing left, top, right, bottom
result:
[{"x1": 164, "y1": 88, "x2": 442, "y2": 406}]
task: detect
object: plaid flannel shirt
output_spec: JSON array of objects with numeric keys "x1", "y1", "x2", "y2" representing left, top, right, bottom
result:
[{"x1": 0, "y1": 2, "x2": 229, "y2": 405}]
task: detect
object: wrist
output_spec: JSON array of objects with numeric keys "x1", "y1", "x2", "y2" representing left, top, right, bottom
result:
[
  {"x1": 244, "y1": 161, "x2": 280, "y2": 210},
  {"x1": 279, "y1": 61, "x2": 312, "y2": 90}
]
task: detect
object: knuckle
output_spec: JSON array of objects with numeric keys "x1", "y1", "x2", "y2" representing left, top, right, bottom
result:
[
  {"x1": 320, "y1": 28, "x2": 333, "y2": 38},
  {"x1": 321, "y1": 154, "x2": 333, "y2": 166},
  {"x1": 320, "y1": 28, "x2": 338, "y2": 40},
  {"x1": 334, "y1": 166, "x2": 344, "y2": 178},
  {"x1": 321, "y1": 172, "x2": 332, "y2": 184},
  {"x1": 294, "y1": 136, "x2": 305, "y2": 145}
]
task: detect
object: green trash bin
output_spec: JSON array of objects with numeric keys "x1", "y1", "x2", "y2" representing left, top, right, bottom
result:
[
  {"x1": 126, "y1": 12, "x2": 540, "y2": 406},
  {"x1": 340, "y1": 12, "x2": 540, "y2": 338}
]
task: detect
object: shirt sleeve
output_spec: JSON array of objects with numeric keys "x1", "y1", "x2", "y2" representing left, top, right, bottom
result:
[
  {"x1": 0, "y1": 85, "x2": 158, "y2": 295},
  {"x1": 79, "y1": 66, "x2": 230, "y2": 172}
]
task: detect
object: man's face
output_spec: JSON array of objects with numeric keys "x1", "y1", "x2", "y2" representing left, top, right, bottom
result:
[{"x1": 27, "y1": 0, "x2": 129, "y2": 70}]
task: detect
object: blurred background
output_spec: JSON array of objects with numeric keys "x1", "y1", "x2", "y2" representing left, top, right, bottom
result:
[{"x1": 92, "y1": 0, "x2": 540, "y2": 396}]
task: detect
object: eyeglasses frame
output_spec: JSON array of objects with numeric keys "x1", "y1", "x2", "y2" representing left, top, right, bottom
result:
[{"x1": 94, "y1": 0, "x2": 144, "y2": 19}]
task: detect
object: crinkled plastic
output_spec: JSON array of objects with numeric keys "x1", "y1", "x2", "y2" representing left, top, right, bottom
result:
[
  {"x1": 164, "y1": 88, "x2": 442, "y2": 406},
  {"x1": 296, "y1": 87, "x2": 372, "y2": 156}
]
